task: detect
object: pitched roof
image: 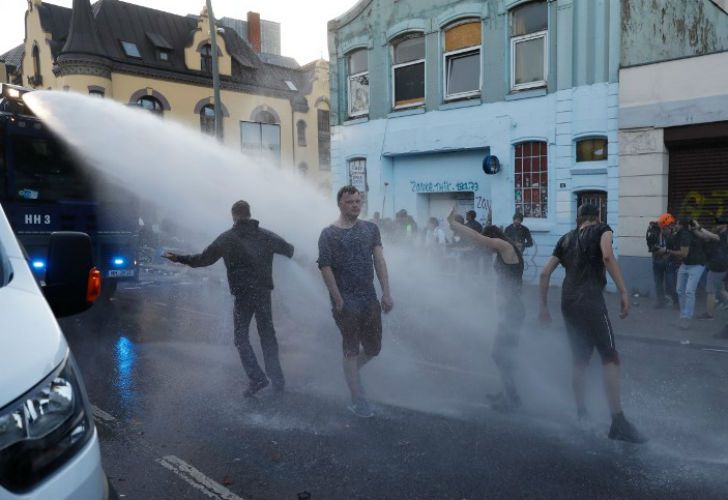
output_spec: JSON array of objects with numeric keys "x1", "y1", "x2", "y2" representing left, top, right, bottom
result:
[
  {"x1": 0, "y1": 44, "x2": 25, "y2": 70},
  {"x1": 60, "y1": 0, "x2": 106, "y2": 59},
  {"x1": 31, "y1": 0, "x2": 310, "y2": 97}
]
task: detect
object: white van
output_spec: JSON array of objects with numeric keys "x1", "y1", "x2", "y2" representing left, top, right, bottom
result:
[{"x1": 0, "y1": 203, "x2": 115, "y2": 499}]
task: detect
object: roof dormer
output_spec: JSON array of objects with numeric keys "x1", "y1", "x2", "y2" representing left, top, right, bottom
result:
[{"x1": 185, "y1": 8, "x2": 232, "y2": 77}]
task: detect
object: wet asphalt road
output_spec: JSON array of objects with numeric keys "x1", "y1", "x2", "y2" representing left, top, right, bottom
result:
[{"x1": 59, "y1": 270, "x2": 728, "y2": 500}]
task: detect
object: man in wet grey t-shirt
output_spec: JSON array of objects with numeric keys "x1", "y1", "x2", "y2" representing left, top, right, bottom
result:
[{"x1": 318, "y1": 186, "x2": 393, "y2": 418}]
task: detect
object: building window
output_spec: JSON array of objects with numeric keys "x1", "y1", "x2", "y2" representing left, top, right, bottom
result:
[
  {"x1": 297, "y1": 120, "x2": 307, "y2": 146},
  {"x1": 576, "y1": 137, "x2": 608, "y2": 162},
  {"x1": 32, "y1": 45, "x2": 41, "y2": 79},
  {"x1": 200, "y1": 104, "x2": 217, "y2": 135},
  {"x1": 121, "y1": 41, "x2": 142, "y2": 58},
  {"x1": 443, "y1": 20, "x2": 481, "y2": 100},
  {"x1": 136, "y1": 96, "x2": 163, "y2": 115},
  {"x1": 348, "y1": 158, "x2": 368, "y2": 214},
  {"x1": 158, "y1": 50, "x2": 170, "y2": 62},
  {"x1": 240, "y1": 121, "x2": 281, "y2": 165},
  {"x1": 89, "y1": 89, "x2": 105, "y2": 98},
  {"x1": 347, "y1": 49, "x2": 369, "y2": 117},
  {"x1": 201, "y1": 44, "x2": 213, "y2": 74},
  {"x1": 514, "y1": 141, "x2": 548, "y2": 218},
  {"x1": 317, "y1": 109, "x2": 331, "y2": 170},
  {"x1": 391, "y1": 33, "x2": 425, "y2": 109},
  {"x1": 510, "y1": 1, "x2": 548, "y2": 91}
]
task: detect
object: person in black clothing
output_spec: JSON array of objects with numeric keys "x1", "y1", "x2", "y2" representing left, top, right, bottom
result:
[
  {"x1": 504, "y1": 213, "x2": 533, "y2": 253},
  {"x1": 465, "y1": 210, "x2": 483, "y2": 234},
  {"x1": 448, "y1": 208, "x2": 525, "y2": 411},
  {"x1": 648, "y1": 213, "x2": 680, "y2": 309},
  {"x1": 665, "y1": 218, "x2": 708, "y2": 329},
  {"x1": 539, "y1": 204, "x2": 646, "y2": 443},
  {"x1": 163, "y1": 200, "x2": 294, "y2": 397}
]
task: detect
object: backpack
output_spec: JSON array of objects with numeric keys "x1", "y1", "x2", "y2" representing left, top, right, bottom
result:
[{"x1": 645, "y1": 222, "x2": 661, "y2": 253}]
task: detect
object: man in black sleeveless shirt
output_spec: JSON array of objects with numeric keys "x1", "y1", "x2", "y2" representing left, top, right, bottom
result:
[{"x1": 539, "y1": 204, "x2": 646, "y2": 443}]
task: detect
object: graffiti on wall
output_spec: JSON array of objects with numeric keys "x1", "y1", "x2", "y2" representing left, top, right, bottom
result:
[
  {"x1": 475, "y1": 196, "x2": 493, "y2": 226},
  {"x1": 410, "y1": 180, "x2": 480, "y2": 193},
  {"x1": 677, "y1": 190, "x2": 728, "y2": 221}
]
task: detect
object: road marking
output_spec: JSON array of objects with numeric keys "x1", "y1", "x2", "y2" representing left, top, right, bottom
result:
[
  {"x1": 91, "y1": 405, "x2": 116, "y2": 423},
  {"x1": 702, "y1": 348, "x2": 728, "y2": 353},
  {"x1": 91, "y1": 405, "x2": 246, "y2": 499},
  {"x1": 156, "y1": 455, "x2": 245, "y2": 500}
]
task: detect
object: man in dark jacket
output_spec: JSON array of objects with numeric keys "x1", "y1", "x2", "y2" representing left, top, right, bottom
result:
[
  {"x1": 163, "y1": 200, "x2": 294, "y2": 397},
  {"x1": 504, "y1": 213, "x2": 533, "y2": 252}
]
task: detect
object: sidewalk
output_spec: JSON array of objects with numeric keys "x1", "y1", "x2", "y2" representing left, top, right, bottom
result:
[{"x1": 526, "y1": 285, "x2": 728, "y2": 351}]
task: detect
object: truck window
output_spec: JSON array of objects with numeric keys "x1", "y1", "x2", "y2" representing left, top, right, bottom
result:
[
  {"x1": 0, "y1": 136, "x2": 6, "y2": 197},
  {"x1": 11, "y1": 135, "x2": 90, "y2": 201}
]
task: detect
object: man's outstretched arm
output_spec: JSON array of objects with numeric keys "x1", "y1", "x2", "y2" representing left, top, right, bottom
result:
[{"x1": 164, "y1": 237, "x2": 223, "y2": 268}]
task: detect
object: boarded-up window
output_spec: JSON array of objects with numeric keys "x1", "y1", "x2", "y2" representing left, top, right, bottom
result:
[
  {"x1": 444, "y1": 21, "x2": 481, "y2": 52},
  {"x1": 444, "y1": 21, "x2": 481, "y2": 99},
  {"x1": 347, "y1": 49, "x2": 369, "y2": 117}
]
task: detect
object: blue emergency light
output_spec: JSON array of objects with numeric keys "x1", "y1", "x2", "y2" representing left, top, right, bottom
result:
[
  {"x1": 31, "y1": 260, "x2": 46, "y2": 270},
  {"x1": 112, "y1": 257, "x2": 127, "y2": 267}
]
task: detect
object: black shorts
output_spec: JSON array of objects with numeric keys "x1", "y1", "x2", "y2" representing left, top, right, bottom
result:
[
  {"x1": 333, "y1": 300, "x2": 382, "y2": 358},
  {"x1": 561, "y1": 301, "x2": 619, "y2": 365}
]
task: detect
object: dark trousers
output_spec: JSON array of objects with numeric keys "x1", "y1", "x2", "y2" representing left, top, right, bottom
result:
[
  {"x1": 653, "y1": 259, "x2": 679, "y2": 304},
  {"x1": 233, "y1": 290, "x2": 284, "y2": 387}
]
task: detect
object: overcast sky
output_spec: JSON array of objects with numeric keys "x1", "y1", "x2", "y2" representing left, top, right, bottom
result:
[{"x1": 0, "y1": 0, "x2": 359, "y2": 64}]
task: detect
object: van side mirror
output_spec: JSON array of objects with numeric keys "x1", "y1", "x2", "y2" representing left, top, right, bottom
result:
[{"x1": 43, "y1": 232, "x2": 101, "y2": 317}]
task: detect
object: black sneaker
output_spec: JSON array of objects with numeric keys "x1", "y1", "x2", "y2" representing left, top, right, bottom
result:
[
  {"x1": 347, "y1": 399, "x2": 374, "y2": 418},
  {"x1": 244, "y1": 378, "x2": 269, "y2": 398},
  {"x1": 608, "y1": 414, "x2": 648, "y2": 444}
]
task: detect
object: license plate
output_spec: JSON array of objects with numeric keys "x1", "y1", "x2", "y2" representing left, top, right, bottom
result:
[{"x1": 107, "y1": 270, "x2": 135, "y2": 278}]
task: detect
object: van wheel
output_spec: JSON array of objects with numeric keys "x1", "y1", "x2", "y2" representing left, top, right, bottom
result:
[{"x1": 101, "y1": 279, "x2": 118, "y2": 301}]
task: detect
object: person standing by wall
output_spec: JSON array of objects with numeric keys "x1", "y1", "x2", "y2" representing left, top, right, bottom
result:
[
  {"x1": 695, "y1": 217, "x2": 728, "y2": 320},
  {"x1": 465, "y1": 210, "x2": 483, "y2": 234},
  {"x1": 666, "y1": 218, "x2": 707, "y2": 330},
  {"x1": 318, "y1": 186, "x2": 394, "y2": 418},
  {"x1": 648, "y1": 213, "x2": 680, "y2": 309},
  {"x1": 163, "y1": 201, "x2": 294, "y2": 397},
  {"x1": 504, "y1": 213, "x2": 533, "y2": 253},
  {"x1": 539, "y1": 204, "x2": 646, "y2": 443}
]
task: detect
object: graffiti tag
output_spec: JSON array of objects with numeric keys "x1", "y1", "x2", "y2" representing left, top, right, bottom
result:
[
  {"x1": 678, "y1": 190, "x2": 728, "y2": 221},
  {"x1": 410, "y1": 180, "x2": 479, "y2": 193}
]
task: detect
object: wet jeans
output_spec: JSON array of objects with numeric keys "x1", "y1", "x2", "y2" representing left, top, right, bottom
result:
[
  {"x1": 676, "y1": 264, "x2": 706, "y2": 320},
  {"x1": 653, "y1": 259, "x2": 679, "y2": 305},
  {"x1": 233, "y1": 290, "x2": 284, "y2": 388}
]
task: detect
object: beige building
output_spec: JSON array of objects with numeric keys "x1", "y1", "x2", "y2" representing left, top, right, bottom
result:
[{"x1": 2, "y1": 0, "x2": 331, "y2": 190}]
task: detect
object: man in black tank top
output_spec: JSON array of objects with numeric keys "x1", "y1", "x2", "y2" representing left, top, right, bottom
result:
[{"x1": 538, "y1": 204, "x2": 646, "y2": 443}]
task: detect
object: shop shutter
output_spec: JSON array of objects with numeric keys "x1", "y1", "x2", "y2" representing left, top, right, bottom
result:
[{"x1": 668, "y1": 144, "x2": 728, "y2": 226}]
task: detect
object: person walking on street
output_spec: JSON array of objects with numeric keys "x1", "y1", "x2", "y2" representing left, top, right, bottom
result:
[
  {"x1": 665, "y1": 218, "x2": 707, "y2": 329},
  {"x1": 465, "y1": 210, "x2": 483, "y2": 234},
  {"x1": 695, "y1": 217, "x2": 728, "y2": 320},
  {"x1": 163, "y1": 200, "x2": 294, "y2": 397},
  {"x1": 318, "y1": 186, "x2": 394, "y2": 418},
  {"x1": 448, "y1": 208, "x2": 525, "y2": 411},
  {"x1": 504, "y1": 213, "x2": 533, "y2": 253},
  {"x1": 539, "y1": 204, "x2": 646, "y2": 443},
  {"x1": 648, "y1": 213, "x2": 680, "y2": 309}
]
